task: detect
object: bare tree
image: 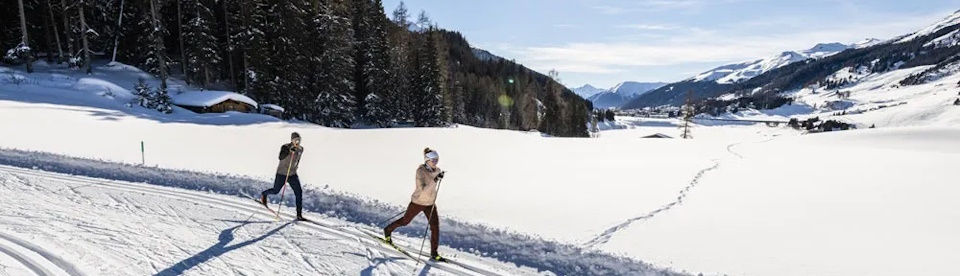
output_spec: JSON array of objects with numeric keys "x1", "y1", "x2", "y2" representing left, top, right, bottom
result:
[
  {"x1": 17, "y1": 0, "x2": 34, "y2": 73},
  {"x1": 680, "y1": 91, "x2": 694, "y2": 139}
]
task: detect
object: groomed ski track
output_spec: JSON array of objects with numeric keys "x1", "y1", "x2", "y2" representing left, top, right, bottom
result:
[{"x1": 0, "y1": 164, "x2": 503, "y2": 276}]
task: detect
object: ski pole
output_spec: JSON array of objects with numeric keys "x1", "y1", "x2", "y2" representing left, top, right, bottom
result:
[
  {"x1": 275, "y1": 150, "x2": 296, "y2": 219},
  {"x1": 378, "y1": 210, "x2": 406, "y2": 226},
  {"x1": 412, "y1": 177, "x2": 442, "y2": 274}
]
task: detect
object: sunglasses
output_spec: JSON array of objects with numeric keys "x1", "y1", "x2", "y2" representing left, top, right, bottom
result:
[{"x1": 428, "y1": 158, "x2": 439, "y2": 164}]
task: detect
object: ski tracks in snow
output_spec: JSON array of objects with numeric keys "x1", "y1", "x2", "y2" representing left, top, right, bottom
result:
[
  {"x1": 0, "y1": 228, "x2": 83, "y2": 276},
  {"x1": 0, "y1": 165, "x2": 496, "y2": 276},
  {"x1": 583, "y1": 135, "x2": 779, "y2": 248}
]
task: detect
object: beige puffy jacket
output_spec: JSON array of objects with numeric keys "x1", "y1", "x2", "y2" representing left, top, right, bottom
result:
[{"x1": 411, "y1": 164, "x2": 443, "y2": 206}]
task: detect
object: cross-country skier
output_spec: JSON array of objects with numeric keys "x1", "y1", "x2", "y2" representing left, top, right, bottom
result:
[
  {"x1": 384, "y1": 147, "x2": 447, "y2": 262},
  {"x1": 260, "y1": 132, "x2": 306, "y2": 221}
]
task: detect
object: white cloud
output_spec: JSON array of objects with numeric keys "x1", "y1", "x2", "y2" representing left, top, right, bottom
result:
[
  {"x1": 591, "y1": 0, "x2": 746, "y2": 14},
  {"x1": 498, "y1": 12, "x2": 943, "y2": 75},
  {"x1": 618, "y1": 24, "x2": 679, "y2": 31}
]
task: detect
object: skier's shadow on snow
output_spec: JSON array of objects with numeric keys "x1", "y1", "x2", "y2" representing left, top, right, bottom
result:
[{"x1": 153, "y1": 220, "x2": 291, "y2": 276}]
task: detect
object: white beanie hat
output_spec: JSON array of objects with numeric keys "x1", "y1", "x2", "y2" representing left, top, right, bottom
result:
[{"x1": 425, "y1": 150, "x2": 439, "y2": 161}]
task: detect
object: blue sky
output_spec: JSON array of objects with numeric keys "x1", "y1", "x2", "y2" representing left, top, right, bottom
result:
[{"x1": 382, "y1": 0, "x2": 960, "y2": 89}]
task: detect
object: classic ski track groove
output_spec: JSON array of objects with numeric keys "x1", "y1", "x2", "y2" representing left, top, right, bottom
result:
[
  {"x1": 0, "y1": 165, "x2": 500, "y2": 276},
  {"x1": 584, "y1": 135, "x2": 779, "y2": 248},
  {"x1": 0, "y1": 230, "x2": 82, "y2": 276}
]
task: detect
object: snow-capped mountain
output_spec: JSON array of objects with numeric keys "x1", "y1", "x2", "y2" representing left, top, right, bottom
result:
[
  {"x1": 609, "y1": 81, "x2": 668, "y2": 98},
  {"x1": 692, "y1": 42, "x2": 853, "y2": 84},
  {"x1": 572, "y1": 84, "x2": 608, "y2": 98},
  {"x1": 852, "y1": 38, "x2": 883, "y2": 48},
  {"x1": 586, "y1": 91, "x2": 624, "y2": 109},
  {"x1": 575, "y1": 82, "x2": 666, "y2": 108},
  {"x1": 626, "y1": 9, "x2": 960, "y2": 110}
]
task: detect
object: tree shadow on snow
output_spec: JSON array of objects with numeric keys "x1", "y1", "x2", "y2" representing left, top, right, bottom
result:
[{"x1": 153, "y1": 220, "x2": 291, "y2": 276}]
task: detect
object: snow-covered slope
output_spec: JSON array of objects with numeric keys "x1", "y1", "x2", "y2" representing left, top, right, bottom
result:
[
  {"x1": 702, "y1": 63, "x2": 960, "y2": 128},
  {"x1": 609, "y1": 81, "x2": 668, "y2": 98},
  {"x1": 694, "y1": 43, "x2": 851, "y2": 84},
  {"x1": 586, "y1": 90, "x2": 624, "y2": 109},
  {"x1": 571, "y1": 84, "x2": 608, "y2": 98},
  {"x1": 851, "y1": 38, "x2": 883, "y2": 48},
  {"x1": 924, "y1": 29, "x2": 960, "y2": 48},
  {"x1": 897, "y1": 9, "x2": 960, "y2": 43},
  {"x1": 0, "y1": 62, "x2": 691, "y2": 276},
  {"x1": 471, "y1": 48, "x2": 502, "y2": 62},
  {"x1": 2, "y1": 60, "x2": 958, "y2": 276},
  {"x1": 575, "y1": 82, "x2": 665, "y2": 108}
]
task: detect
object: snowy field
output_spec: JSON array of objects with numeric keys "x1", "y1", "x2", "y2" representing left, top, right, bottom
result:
[{"x1": 2, "y1": 61, "x2": 959, "y2": 276}]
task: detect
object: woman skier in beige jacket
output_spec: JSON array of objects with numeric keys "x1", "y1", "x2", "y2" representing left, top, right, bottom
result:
[{"x1": 383, "y1": 147, "x2": 446, "y2": 261}]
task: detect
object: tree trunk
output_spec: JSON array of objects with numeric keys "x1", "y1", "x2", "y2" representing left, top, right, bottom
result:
[
  {"x1": 238, "y1": 0, "x2": 249, "y2": 91},
  {"x1": 149, "y1": 0, "x2": 168, "y2": 90},
  {"x1": 46, "y1": 0, "x2": 64, "y2": 63},
  {"x1": 43, "y1": 6, "x2": 55, "y2": 63},
  {"x1": 177, "y1": 0, "x2": 188, "y2": 83},
  {"x1": 17, "y1": 0, "x2": 34, "y2": 73},
  {"x1": 111, "y1": 0, "x2": 124, "y2": 63},
  {"x1": 223, "y1": 0, "x2": 235, "y2": 89},
  {"x1": 78, "y1": 0, "x2": 92, "y2": 74},
  {"x1": 61, "y1": 0, "x2": 74, "y2": 67}
]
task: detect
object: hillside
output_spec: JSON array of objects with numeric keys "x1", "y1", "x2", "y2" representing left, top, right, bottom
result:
[
  {"x1": 624, "y1": 10, "x2": 960, "y2": 110},
  {"x1": 0, "y1": 0, "x2": 589, "y2": 137}
]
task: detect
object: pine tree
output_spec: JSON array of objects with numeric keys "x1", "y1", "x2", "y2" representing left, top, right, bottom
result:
[
  {"x1": 309, "y1": 1, "x2": 356, "y2": 127},
  {"x1": 352, "y1": 0, "x2": 392, "y2": 123},
  {"x1": 152, "y1": 86, "x2": 173, "y2": 113},
  {"x1": 147, "y1": 0, "x2": 169, "y2": 90},
  {"x1": 387, "y1": 1, "x2": 412, "y2": 122},
  {"x1": 133, "y1": 78, "x2": 153, "y2": 108},
  {"x1": 181, "y1": 0, "x2": 221, "y2": 87},
  {"x1": 410, "y1": 27, "x2": 445, "y2": 127}
]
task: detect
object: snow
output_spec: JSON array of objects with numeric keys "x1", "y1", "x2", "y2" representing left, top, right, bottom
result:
[
  {"x1": 690, "y1": 61, "x2": 755, "y2": 82},
  {"x1": 2, "y1": 60, "x2": 959, "y2": 276},
  {"x1": 470, "y1": 48, "x2": 502, "y2": 62},
  {"x1": 692, "y1": 43, "x2": 851, "y2": 84},
  {"x1": 571, "y1": 84, "x2": 608, "y2": 99},
  {"x1": 608, "y1": 81, "x2": 668, "y2": 98},
  {"x1": 171, "y1": 90, "x2": 259, "y2": 108},
  {"x1": 261, "y1": 104, "x2": 285, "y2": 112},
  {"x1": 851, "y1": 38, "x2": 883, "y2": 48},
  {"x1": 586, "y1": 90, "x2": 624, "y2": 109},
  {"x1": 923, "y1": 29, "x2": 960, "y2": 48},
  {"x1": 897, "y1": 9, "x2": 960, "y2": 43}
]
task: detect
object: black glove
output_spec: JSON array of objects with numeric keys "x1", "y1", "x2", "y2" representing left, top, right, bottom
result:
[{"x1": 436, "y1": 171, "x2": 445, "y2": 181}]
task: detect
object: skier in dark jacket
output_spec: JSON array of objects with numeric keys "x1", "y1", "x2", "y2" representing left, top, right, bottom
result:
[{"x1": 260, "y1": 132, "x2": 306, "y2": 221}]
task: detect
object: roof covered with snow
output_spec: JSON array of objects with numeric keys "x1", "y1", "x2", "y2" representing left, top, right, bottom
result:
[{"x1": 171, "y1": 91, "x2": 258, "y2": 108}]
